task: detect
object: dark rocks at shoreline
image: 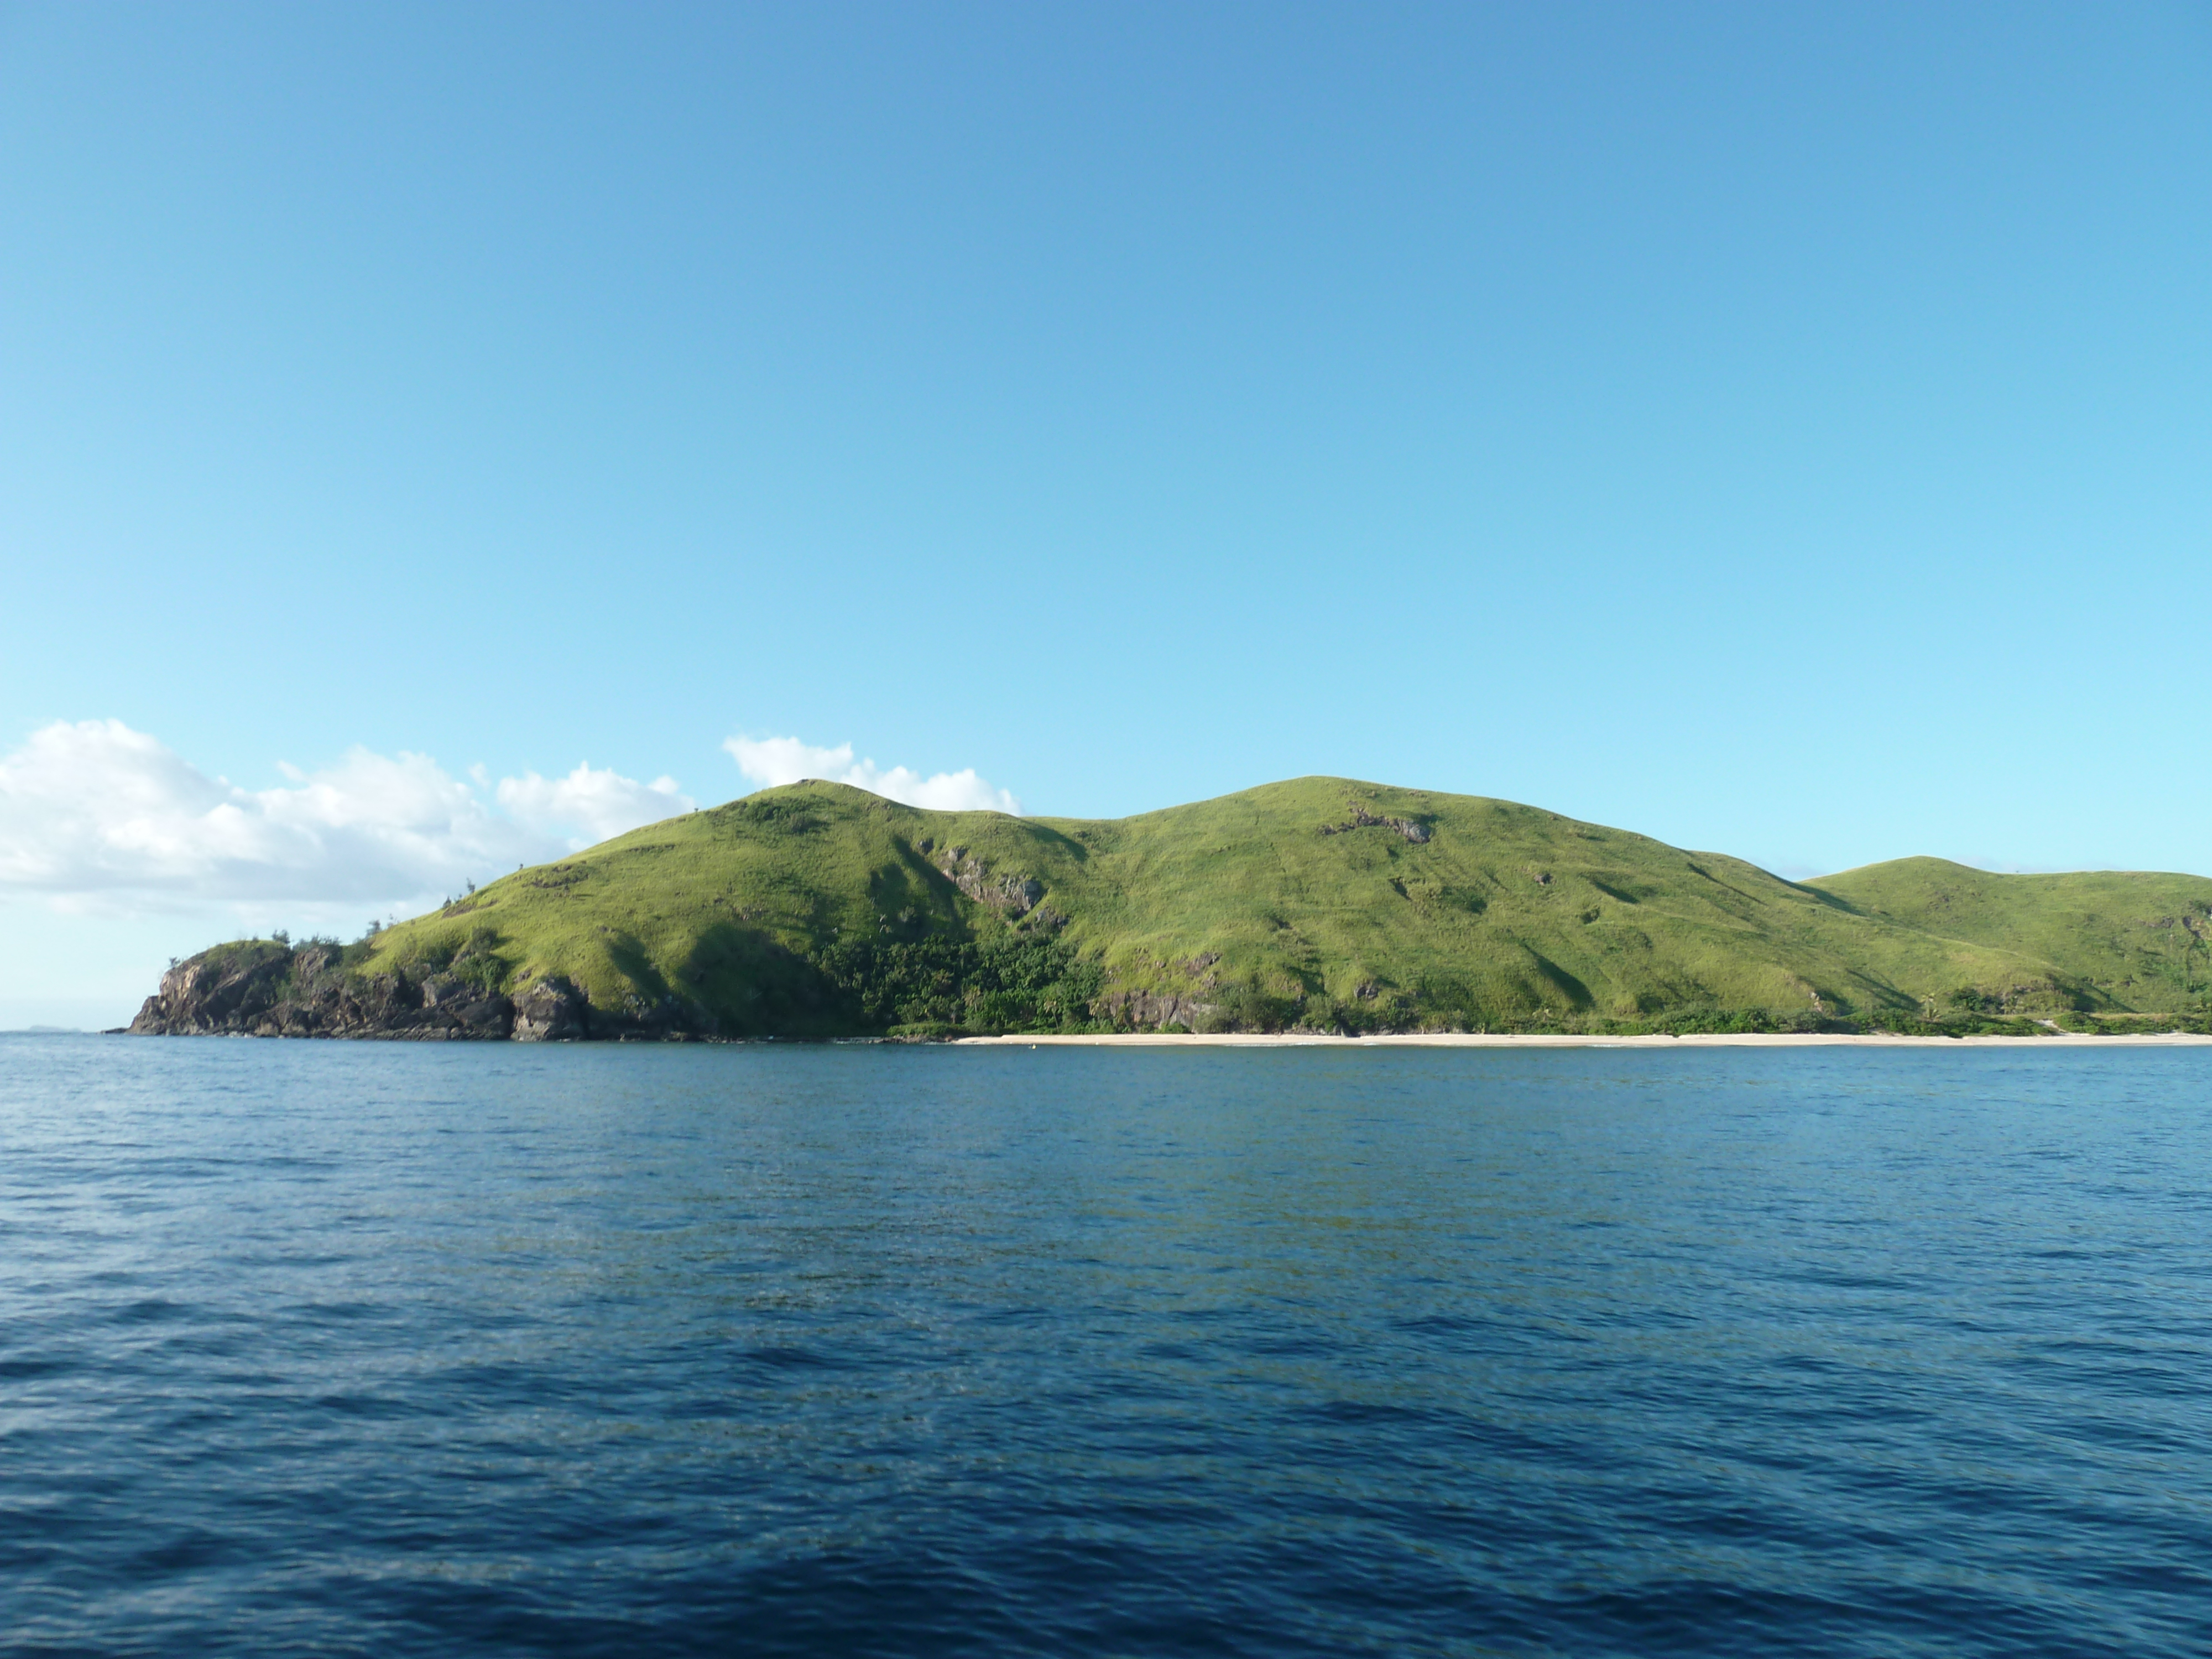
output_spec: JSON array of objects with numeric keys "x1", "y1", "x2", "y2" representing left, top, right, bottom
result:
[
  {"x1": 127, "y1": 945, "x2": 697, "y2": 1043},
  {"x1": 132, "y1": 940, "x2": 1270, "y2": 1044},
  {"x1": 128, "y1": 942, "x2": 516, "y2": 1040},
  {"x1": 511, "y1": 975, "x2": 588, "y2": 1041},
  {"x1": 1094, "y1": 987, "x2": 1222, "y2": 1032}
]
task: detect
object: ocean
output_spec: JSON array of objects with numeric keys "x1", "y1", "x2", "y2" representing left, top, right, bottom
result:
[{"x1": 3, "y1": 1036, "x2": 2208, "y2": 1656}]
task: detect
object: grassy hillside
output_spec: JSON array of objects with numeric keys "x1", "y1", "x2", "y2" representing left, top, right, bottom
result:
[
  {"x1": 320, "y1": 776, "x2": 2212, "y2": 1036},
  {"x1": 1809, "y1": 858, "x2": 2212, "y2": 1016}
]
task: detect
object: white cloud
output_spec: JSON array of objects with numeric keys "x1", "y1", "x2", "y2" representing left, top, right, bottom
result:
[
  {"x1": 0, "y1": 718, "x2": 1006, "y2": 937},
  {"x1": 497, "y1": 763, "x2": 693, "y2": 847},
  {"x1": 0, "y1": 720, "x2": 690, "y2": 908},
  {"x1": 723, "y1": 734, "x2": 1021, "y2": 814}
]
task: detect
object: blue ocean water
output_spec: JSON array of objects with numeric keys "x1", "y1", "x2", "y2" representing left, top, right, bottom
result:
[{"x1": 1, "y1": 1037, "x2": 2208, "y2": 1657}]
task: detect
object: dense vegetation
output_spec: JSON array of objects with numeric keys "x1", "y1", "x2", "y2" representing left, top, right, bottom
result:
[
  {"x1": 812, "y1": 932, "x2": 1110, "y2": 1036},
  {"x1": 253, "y1": 777, "x2": 2212, "y2": 1037}
]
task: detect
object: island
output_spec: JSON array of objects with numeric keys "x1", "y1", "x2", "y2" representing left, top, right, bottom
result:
[{"x1": 129, "y1": 777, "x2": 2212, "y2": 1042}]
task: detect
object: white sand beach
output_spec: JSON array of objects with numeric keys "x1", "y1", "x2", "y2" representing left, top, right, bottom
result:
[{"x1": 957, "y1": 1030, "x2": 2212, "y2": 1048}]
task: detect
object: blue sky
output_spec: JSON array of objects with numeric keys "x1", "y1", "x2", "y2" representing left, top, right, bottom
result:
[{"x1": 3, "y1": 3, "x2": 2209, "y2": 1025}]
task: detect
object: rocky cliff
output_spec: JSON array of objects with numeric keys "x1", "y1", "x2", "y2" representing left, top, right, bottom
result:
[{"x1": 127, "y1": 941, "x2": 667, "y2": 1041}]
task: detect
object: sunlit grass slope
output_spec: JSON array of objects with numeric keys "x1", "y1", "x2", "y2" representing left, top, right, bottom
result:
[
  {"x1": 343, "y1": 776, "x2": 2211, "y2": 1035},
  {"x1": 1809, "y1": 858, "x2": 2212, "y2": 1015}
]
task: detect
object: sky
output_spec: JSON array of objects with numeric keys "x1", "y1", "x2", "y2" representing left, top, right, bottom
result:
[{"x1": 3, "y1": 2, "x2": 2209, "y2": 1026}]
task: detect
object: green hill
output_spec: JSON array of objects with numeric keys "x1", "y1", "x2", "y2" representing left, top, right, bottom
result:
[
  {"x1": 1808, "y1": 857, "x2": 2212, "y2": 1016},
  {"x1": 185, "y1": 775, "x2": 2198, "y2": 1039}
]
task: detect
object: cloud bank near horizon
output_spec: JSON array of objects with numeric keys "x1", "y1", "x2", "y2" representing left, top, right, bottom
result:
[
  {"x1": 0, "y1": 720, "x2": 693, "y2": 913},
  {"x1": 0, "y1": 721, "x2": 1019, "y2": 924},
  {"x1": 724, "y1": 735, "x2": 1021, "y2": 815}
]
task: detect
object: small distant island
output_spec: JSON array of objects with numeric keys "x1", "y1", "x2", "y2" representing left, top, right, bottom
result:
[{"x1": 129, "y1": 778, "x2": 2212, "y2": 1042}]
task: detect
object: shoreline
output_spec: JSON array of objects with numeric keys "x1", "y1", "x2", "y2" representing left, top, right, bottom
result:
[{"x1": 957, "y1": 1030, "x2": 2212, "y2": 1048}]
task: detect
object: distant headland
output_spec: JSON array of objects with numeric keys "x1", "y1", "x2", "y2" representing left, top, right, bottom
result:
[{"x1": 128, "y1": 778, "x2": 2212, "y2": 1042}]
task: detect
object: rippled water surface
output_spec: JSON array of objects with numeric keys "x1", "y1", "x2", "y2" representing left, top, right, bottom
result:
[{"x1": 3, "y1": 1037, "x2": 2210, "y2": 1656}]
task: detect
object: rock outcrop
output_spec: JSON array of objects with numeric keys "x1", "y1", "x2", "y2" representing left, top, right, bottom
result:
[
  {"x1": 931, "y1": 845, "x2": 1046, "y2": 916},
  {"x1": 510, "y1": 975, "x2": 589, "y2": 1041},
  {"x1": 1320, "y1": 804, "x2": 1432, "y2": 843},
  {"x1": 1095, "y1": 988, "x2": 1222, "y2": 1032},
  {"x1": 128, "y1": 942, "x2": 519, "y2": 1040},
  {"x1": 129, "y1": 940, "x2": 723, "y2": 1042}
]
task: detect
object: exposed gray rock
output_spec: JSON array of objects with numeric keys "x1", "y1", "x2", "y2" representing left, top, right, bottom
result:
[
  {"x1": 418, "y1": 975, "x2": 515, "y2": 1036},
  {"x1": 1319, "y1": 805, "x2": 1432, "y2": 843},
  {"x1": 129, "y1": 943, "x2": 292, "y2": 1035},
  {"x1": 1095, "y1": 988, "x2": 1223, "y2": 1031},
  {"x1": 513, "y1": 975, "x2": 588, "y2": 1041},
  {"x1": 933, "y1": 849, "x2": 1045, "y2": 916},
  {"x1": 128, "y1": 938, "x2": 731, "y2": 1044},
  {"x1": 131, "y1": 942, "x2": 514, "y2": 1040}
]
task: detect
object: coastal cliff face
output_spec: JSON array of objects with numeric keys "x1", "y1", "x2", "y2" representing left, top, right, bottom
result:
[
  {"x1": 127, "y1": 942, "x2": 639, "y2": 1041},
  {"x1": 127, "y1": 935, "x2": 1206, "y2": 1044}
]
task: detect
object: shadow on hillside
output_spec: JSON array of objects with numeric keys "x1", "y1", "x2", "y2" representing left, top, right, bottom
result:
[{"x1": 676, "y1": 922, "x2": 848, "y2": 1037}]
